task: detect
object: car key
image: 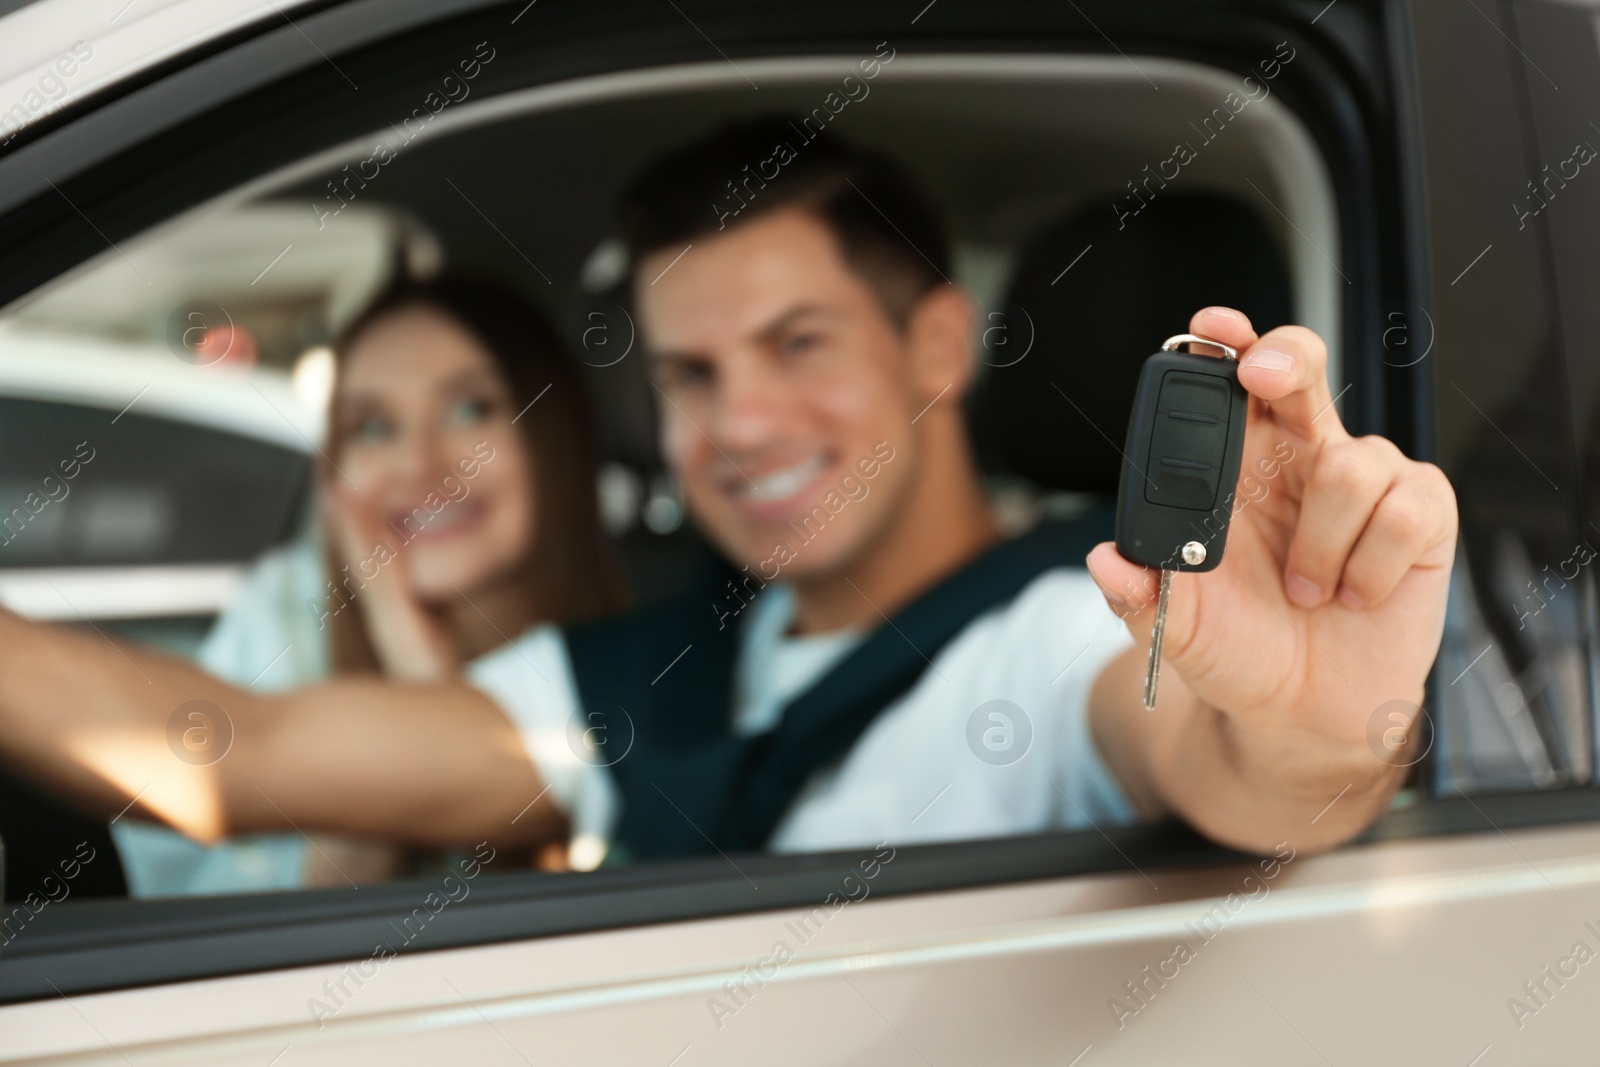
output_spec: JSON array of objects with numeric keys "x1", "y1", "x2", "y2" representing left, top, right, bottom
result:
[{"x1": 1114, "y1": 334, "x2": 1249, "y2": 709}]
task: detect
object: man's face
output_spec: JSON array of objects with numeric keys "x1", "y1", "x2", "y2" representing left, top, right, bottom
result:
[{"x1": 637, "y1": 208, "x2": 924, "y2": 581}]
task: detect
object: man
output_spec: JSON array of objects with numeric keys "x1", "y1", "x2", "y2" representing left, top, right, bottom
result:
[{"x1": 0, "y1": 117, "x2": 1455, "y2": 870}]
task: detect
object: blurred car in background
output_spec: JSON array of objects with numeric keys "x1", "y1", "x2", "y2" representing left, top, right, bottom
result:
[{"x1": 0, "y1": 202, "x2": 399, "y2": 647}]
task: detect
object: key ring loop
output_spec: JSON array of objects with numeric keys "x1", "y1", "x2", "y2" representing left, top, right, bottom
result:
[{"x1": 1160, "y1": 333, "x2": 1238, "y2": 361}]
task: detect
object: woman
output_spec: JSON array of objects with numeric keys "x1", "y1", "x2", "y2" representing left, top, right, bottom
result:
[{"x1": 112, "y1": 274, "x2": 626, "y2": 896}]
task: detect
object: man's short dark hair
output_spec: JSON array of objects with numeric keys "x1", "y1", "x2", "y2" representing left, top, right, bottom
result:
[{"x1": 614, "y1": 114, "x2": 949, "y2": 326}]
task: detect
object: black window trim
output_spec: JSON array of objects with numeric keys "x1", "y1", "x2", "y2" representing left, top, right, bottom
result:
[{"x1": 5, "y1": 791, "x2": 1598, "y2": 1004}]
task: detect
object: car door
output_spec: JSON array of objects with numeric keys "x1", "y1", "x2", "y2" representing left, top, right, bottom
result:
[{"x1": 2, "y1": 1, "x2": 1599, "y2": 1064}]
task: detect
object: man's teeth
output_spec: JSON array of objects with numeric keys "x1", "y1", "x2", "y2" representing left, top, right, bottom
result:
[{"x1": 739, "y1": 455, "x2": 827, "y2": 502}]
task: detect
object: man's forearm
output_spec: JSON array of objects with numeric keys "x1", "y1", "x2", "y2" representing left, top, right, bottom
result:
[
  {"x1": 1154, "y1": 696, "x2": 1405, "y2": 854},
  {"x1": 1091, "y1": 646, "x2": 1407, "y2": 854},
  {"x1": 0, "y1": 610, "x2": 563, "y2": 847}
]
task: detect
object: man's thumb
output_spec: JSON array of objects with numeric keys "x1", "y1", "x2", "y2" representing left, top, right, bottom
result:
[{"x1": 1086, "y1": 542, "x2": 1160, "y2": 629}]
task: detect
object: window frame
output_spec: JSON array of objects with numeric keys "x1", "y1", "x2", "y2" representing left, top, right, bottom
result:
[{"x1": 0, "y1": 0, "x2": 1463, "y2": 1003}]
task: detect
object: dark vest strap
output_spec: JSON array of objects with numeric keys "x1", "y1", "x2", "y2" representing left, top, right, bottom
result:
[
  {"x1": 563, "y1": 582, "x2": 745, "y2": 861},
  {"x1": 564, "y1": 511, "x2": 1112, "y2": 861}
]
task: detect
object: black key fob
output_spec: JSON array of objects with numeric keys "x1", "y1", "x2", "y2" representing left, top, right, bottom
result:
[{"x1": 1114, "y1": 334, "x2": 1249, "y2": 573}]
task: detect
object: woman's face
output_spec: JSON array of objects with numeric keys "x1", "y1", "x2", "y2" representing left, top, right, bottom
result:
[{"x1": 333, "y1": 304, "x2": 535, "y2": 602}]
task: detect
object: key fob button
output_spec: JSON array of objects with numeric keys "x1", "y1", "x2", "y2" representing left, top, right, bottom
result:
[
  {"x1": 1151, "y1": 456, "x2": 1218, "y2": 510},
  {"x1": 1145, "y1": 370, "x2": 1235, "y2": 509}
]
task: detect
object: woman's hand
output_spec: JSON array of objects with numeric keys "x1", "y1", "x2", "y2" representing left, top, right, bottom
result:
[{"x1": 323, "y1": 486, "x2": 460, "y2": 682}]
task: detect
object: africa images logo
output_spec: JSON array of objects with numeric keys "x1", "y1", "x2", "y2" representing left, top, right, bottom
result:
[{"x1": 965, "y1": 699, "x2": 1033, "y2": 767}]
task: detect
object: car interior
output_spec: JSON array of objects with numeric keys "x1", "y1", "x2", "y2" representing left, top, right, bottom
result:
[
  {"x1": 0, "y1": 54, "x2": 1338, "y2": 641},
  {"x1": 0, "y1": 42, "x2": 1564, "y2": 918}
]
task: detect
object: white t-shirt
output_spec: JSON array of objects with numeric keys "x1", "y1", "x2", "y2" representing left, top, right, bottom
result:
[{"x1": 466, "y1": 566, "x2": 1137, "y2": 863}]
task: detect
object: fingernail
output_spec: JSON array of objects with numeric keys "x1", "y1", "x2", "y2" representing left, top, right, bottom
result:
[
  {"x1": 1203, "y1": 306, "x2": 1245, "y2": 321},
  {"x1": 1337, "y1": 586, "x2": 1365, "y2": 610},
  {"x1": 1243, "y1": 349, "x2": 1294, "y2": 374},
  {"x1": 1285, "y1": 571, "x2": 1322, "y2": 607}
]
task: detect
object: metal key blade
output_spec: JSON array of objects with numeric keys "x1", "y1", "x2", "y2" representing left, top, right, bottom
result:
[{"x1": 1143, "y1": 568, "x2": 1174, "y2": 710}]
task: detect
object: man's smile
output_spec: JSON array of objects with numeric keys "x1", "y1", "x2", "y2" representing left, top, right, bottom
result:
[{"x1": 725, "y1": 450, "x2": 836, "y2": 519}]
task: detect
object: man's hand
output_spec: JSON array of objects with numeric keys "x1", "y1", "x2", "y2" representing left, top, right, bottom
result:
[{"x1": 1086, "y1": 306, "x2": 1458, "y2": 854}]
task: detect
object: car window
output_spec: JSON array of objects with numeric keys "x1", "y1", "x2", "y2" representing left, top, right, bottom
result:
[
  {"x1": 1411, "y1": 0, "x2": 1597, "y2": 795},
  {"x1": 0, "y1": 45, "x2": 1341, "y2": 894},
  {"x1": 0, "y1": 0, "x2": 1493, "y2": 1007}
]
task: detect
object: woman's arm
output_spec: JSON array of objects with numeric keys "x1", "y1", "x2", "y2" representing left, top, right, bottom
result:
[{"x1": 0, "y1": 609, "x2": 565, "y2": 849}]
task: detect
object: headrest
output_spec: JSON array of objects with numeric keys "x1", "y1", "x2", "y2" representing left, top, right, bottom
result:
[{"x1": 969, "y1": 193, "x2": 1293, "y2": 496}]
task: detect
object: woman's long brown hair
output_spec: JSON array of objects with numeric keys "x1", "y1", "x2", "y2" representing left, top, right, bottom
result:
[{"x1": 321, "y1": 273, "x2": 628, "y2": 673}]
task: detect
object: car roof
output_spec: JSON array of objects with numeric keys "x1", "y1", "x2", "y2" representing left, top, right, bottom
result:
[{"x1": 0, "y1": 0, "x2": 317, "y2": 144}]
